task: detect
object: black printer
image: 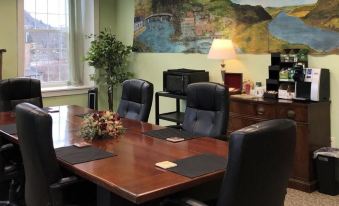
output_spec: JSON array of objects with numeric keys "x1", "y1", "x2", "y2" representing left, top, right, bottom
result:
[{"x1": 163, "y1": 69, "x2": 209, "y2": 95}]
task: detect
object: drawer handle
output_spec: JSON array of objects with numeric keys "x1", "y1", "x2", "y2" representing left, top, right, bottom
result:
[
  {"x1": 287, "y1": 110, "x2": 296, "y2": 119},
  {"x1": 257, "y1": 106, "x2": 265, "y2": 115}
]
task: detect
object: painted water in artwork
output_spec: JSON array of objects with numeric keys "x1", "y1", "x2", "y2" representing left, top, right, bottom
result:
[{"x1": 133, "y1": 0, "x2": 339, "y2": 54}]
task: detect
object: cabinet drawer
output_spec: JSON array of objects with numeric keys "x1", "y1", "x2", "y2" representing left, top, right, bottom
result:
[
  {"x1": 230, "y1": 101, "x2": 276, "y2": 119},
  {"x1": 228, "y1": 115, "x2": 262, "y2": 133},
  {"x1": 277, "y1": 105, "x2": 308, "y2": 122}
]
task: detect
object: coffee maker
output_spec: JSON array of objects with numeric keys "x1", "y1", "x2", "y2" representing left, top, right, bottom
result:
[{"x1": 294, "y1": 68, "x2": 330, "y2": 101}]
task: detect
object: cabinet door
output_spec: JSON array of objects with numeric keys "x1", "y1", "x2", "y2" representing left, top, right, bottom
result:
[{"x1": 291, "y1": 125, "x2": 313, "y2": 181}]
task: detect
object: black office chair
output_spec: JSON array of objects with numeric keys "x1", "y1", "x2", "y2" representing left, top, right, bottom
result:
[
  {"x1": 0, "y1": 143, "x2": 22, "y2": 205},
  {"x1": 0, "y1": 77, "x2": 42, "y2": 205},
  {"x1": 0, "y1": 77, "x2": 43, "y2": 112},
  {"x1": 117, "y1": 79, "x2": 154, "y2": 122},
  {"x1": 162, "y1": 119, "x2": 296, "y2": 206},
  {"x1": 16, "y1": 103, "x2": 79, "y2": 206},
  {"x1": 181, "y1": 82, "x2": 228, "y2": 138}
]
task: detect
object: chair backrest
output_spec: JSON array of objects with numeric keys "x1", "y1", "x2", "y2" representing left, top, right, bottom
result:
[
  {"x1": 217, "y1": 119, "x2": 296, "y2": 206},
  {"x1": 16, "y1": 103, "x2": 62, "y2": 206},
  {"x1": 0, "y1": 150, "x2": 4, "y2": 177},
  {"x1": 117, "y1": 79, "x2": 154, "y2": 122},
  {"x1": 0, "y1": 78, "x2": 43, "y2": 112},
  {"x1": 182, "y1": 82, "x2": 229, "y2": 137}
]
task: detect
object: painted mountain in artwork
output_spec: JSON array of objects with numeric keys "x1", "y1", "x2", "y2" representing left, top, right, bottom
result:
[
  {"x1": 266, "y1": 0, "x2": 339, "y2": 53},
  {"x1": 304, "y1": 0, "x2": 339, "y2": 31}
]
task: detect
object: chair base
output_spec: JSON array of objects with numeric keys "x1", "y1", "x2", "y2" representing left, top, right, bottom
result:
[
  {"x1": 0, "y1": 201, "x2": 18, "y2": 206},
  {"x1": 0, "y1": 180, "x2": 23, "y2": 206}
]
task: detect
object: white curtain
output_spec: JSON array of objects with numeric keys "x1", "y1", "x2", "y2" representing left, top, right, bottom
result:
[{"x1": 68, "y1": 0, "x2": 85, "y2": 86}]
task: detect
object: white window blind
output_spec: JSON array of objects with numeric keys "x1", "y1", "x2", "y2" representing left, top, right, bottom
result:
[
  {"x1": 24, "y1": 0, "x2": 69, "y2": 85},
  {"x1": 22, "y1": 0, "x2": 95, "y2": 88}
]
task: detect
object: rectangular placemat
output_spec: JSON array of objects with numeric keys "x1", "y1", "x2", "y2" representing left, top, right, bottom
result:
[
  {"x1": 167, "y1": 153, "x2": 227, "y2": 178},
  {"x1": 0, "y1": 123, "x2": 17, "y2": 135},
  {"x1": 75, "y1": 112, "x2": 94, "y2": 118},
  {"x1": 55, "y1": 146, "x2": 115, "y2": 165},
  {"x1": 143, "y1": 128, "x2": 199, "y2": 140}
]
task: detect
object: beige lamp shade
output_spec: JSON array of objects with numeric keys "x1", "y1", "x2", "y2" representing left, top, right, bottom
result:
[{"x1": 208, "y1": 39, "x2": 236, "y2": 60}]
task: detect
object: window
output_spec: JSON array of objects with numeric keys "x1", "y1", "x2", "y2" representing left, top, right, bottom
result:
[{"x1": 24, "y1": 0, "x2": 70, "y2": 85}]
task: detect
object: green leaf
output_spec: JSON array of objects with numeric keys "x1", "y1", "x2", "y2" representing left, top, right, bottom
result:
[{"x1": 85, "y1": 28, "x2": 134, "y2": 87}]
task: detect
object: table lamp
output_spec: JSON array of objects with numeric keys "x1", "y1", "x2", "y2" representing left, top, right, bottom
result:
[
  {"x1": 208, "y1": 39, "x2": 242, "y2": 94},
  {"x1": 208, "y1": 39, "x2": 236, "y2": 72}
]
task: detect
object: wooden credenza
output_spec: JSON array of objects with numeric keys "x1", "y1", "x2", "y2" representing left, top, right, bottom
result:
[{"x1": 229, "y1": 95, "x2": 331, "y2": 192}]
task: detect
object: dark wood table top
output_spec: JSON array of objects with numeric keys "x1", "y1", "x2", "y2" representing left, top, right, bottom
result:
[{"x1": 0, "y1": 105, "x2": 229, "y2": 204}]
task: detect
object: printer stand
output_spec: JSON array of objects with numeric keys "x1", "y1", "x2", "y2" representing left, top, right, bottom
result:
[{"x1": 155, "y1": 92, "x2": 186, "y2": 125}]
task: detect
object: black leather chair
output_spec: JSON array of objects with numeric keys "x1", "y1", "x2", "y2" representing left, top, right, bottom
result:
[
  {"x1": 0, "y1": 77, "x2": 43, "y2": 112},
  {"x1": 16, "y1": 103, "x2": 79, "y2": 206},
  {"x1": 117, "y1": 79, "x2": 153, "y2": 122},
  {"x1": 0, "y1": 143, "x2": 21, "y2": 205},
  {"x1": 162, "y1": 119, "x2": 296, "y2": 206},
  {"x1": 181, "y1": 82, "x2": 228, "y2": 138},
  {"x1": 0, "y1": 77, "x2": 42, "y2": 204}
]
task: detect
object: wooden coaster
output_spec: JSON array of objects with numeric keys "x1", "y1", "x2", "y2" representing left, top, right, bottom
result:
[{"x1": 155, "y1": 161, "x2": 177, "y2": 169}]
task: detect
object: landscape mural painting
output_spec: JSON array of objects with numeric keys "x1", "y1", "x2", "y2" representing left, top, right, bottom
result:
[{"x1": 133, "y1": 0, "x2": 339, "y2": 54}]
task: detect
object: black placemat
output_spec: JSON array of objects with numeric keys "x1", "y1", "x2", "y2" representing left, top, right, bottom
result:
[
  {"x1": 143, "y1": 128, "x2": 199, "y2": 140},
  {"x1": 75, "y1": 112, "x2": 94, "y2": 118},
  {"x1": 55, "y1": 146, "x2": 115, "y2": 165},
  {"x1": 0, "y1": 123, "x2": 17, "y2": 135},
  {"x1": 167, "y1": 153, "x2": 227, "y2": 178}
]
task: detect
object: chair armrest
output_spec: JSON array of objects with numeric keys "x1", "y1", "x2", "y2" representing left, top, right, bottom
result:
[
  {"x1": 49, "y1": 176, "x2": 80, "y2": 206},
  {"x1": 0, "y1": 143, "x2": 14, "y2": 153},
  {"x1": 182, "y1": 198, "x2": 209, "y2": 206},
  {"x1": 215, "y1": 134, "x2": 228, "y2": 141},
  {"x1": 49, "y1": 176, "x2": 79, "y2": 190},
  {"x1": 161, "y1": 198, "x2": 208, "y2": 206}
]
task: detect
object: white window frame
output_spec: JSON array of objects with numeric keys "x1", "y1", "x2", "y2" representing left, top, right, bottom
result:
[{"x1": 17, "y1": 0, "x2": 99, "y2": 96}]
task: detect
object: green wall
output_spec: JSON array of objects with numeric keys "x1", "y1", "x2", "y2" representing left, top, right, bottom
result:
[
  {"x1": 43, "y1": 94, "x2": 88, "y2": 107},
  {"x1": 0, "y1": 0, "x2": 88, "y2": 107},
  {"x1": 0, "y1": 0, "x2": 18, "y2": 78},
  {"x1": 107, "y1": 0, "x2": 339, "y2": 147}
]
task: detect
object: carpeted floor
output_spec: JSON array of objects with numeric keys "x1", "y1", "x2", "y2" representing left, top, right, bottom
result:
[{"x1": 285, "y1": 189, "x2": 339, "y2": 206}]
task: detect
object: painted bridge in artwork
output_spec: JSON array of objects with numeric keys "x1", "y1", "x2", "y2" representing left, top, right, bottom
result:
[{"x1": 145, "y1": 13, "x2": 173, "y2": 22}]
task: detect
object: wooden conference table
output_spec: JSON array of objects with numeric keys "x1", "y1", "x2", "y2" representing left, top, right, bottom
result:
[{"x1": 0, "y1": 105, "x2": 228, "y2": 205}]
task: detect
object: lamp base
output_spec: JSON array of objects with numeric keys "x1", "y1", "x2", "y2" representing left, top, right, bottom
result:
[{"x1": 221, "y1": 70, "x2": 225, "y2": 82}]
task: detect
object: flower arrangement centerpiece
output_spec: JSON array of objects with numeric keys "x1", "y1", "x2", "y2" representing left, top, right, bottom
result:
[{"x1": 80, "y1": 111, "x2": 124, "y2": 140}]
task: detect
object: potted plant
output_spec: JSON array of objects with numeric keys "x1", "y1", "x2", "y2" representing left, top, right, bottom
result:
[{"x1": 85, "y1": 28, "x2": 133, "y2": 111}]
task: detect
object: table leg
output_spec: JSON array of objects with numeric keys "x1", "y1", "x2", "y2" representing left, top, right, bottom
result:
[
  {"x1": 176, "y1": 98, "x2": 180, "y2": 125},
  {"x1": 155, "y1": 93, "x2": 159, "y2": 125},
  {"x1": 97, "y1": 185, "x2": 111, "y2": 206}
]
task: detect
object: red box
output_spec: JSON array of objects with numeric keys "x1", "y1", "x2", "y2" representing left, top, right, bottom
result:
[{"x1": 222, "y1": 72, "x2": 243, "y2": 94}]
